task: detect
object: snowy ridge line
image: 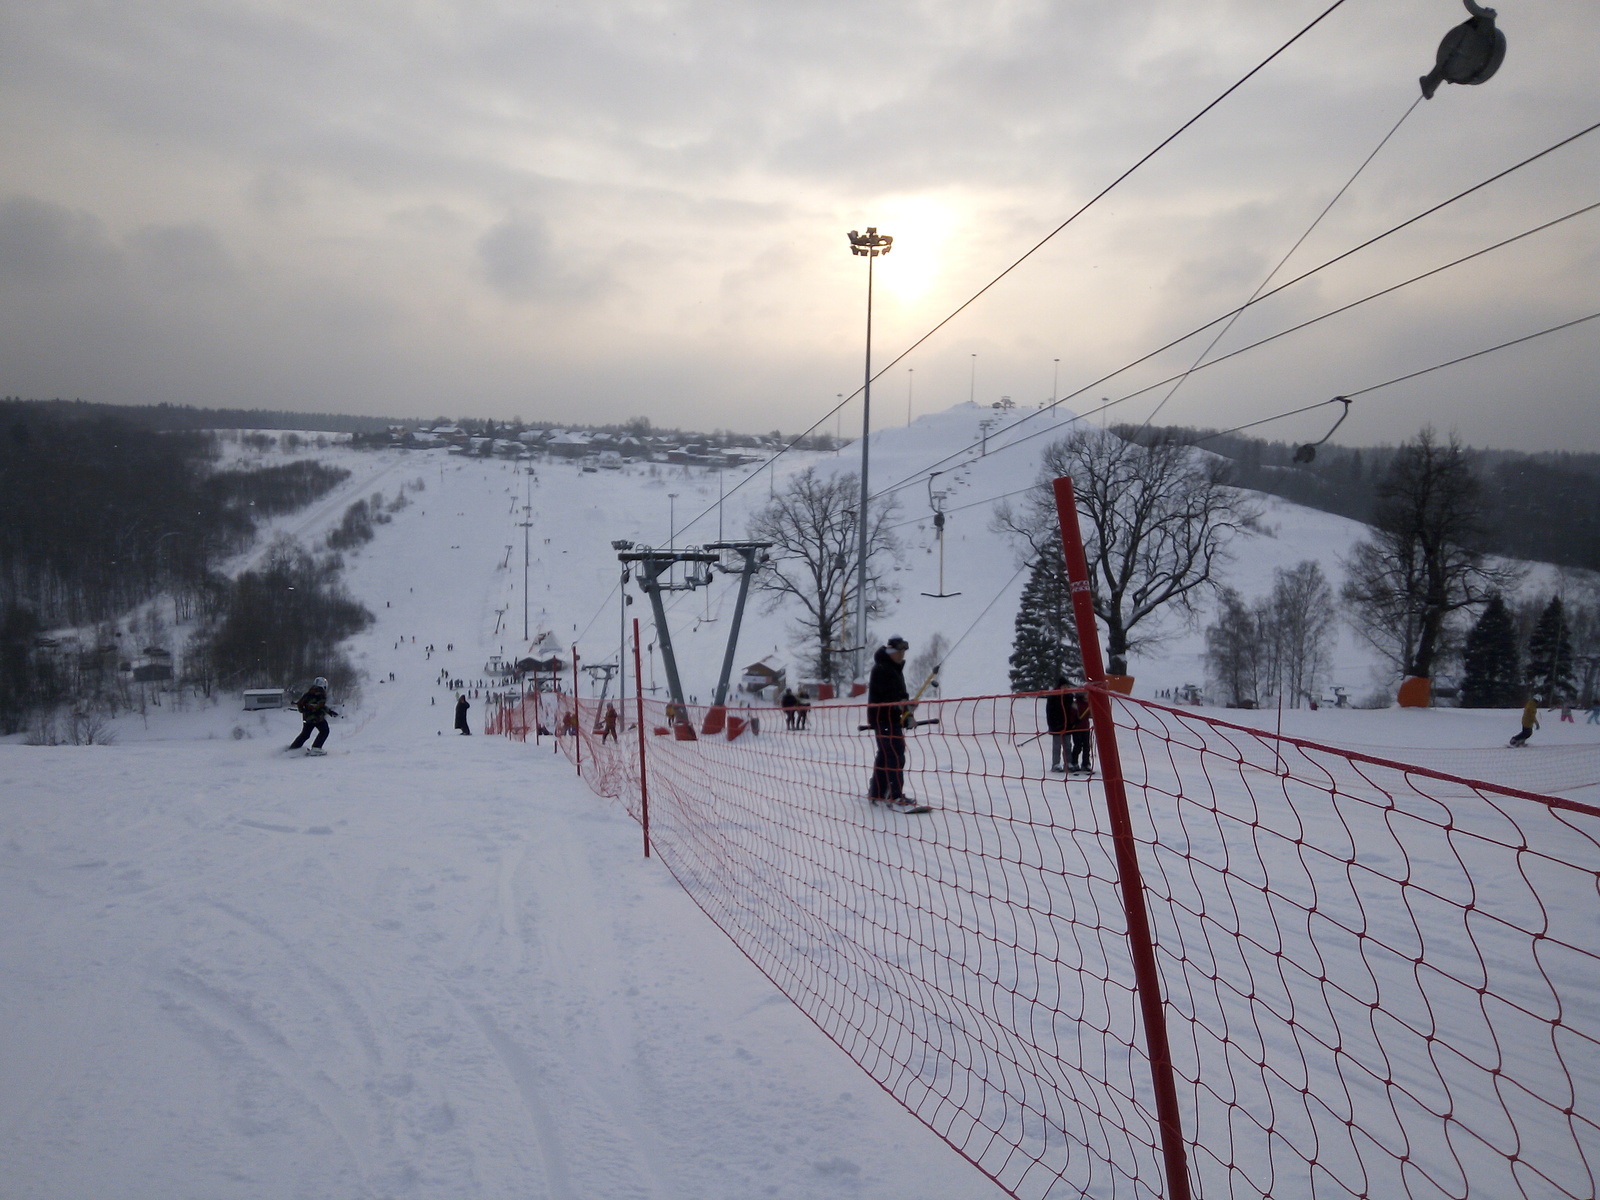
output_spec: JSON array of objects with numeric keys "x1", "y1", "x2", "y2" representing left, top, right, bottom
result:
[{"x1": 497, "y1": 688, "x2": 1600, "y2": 1200}]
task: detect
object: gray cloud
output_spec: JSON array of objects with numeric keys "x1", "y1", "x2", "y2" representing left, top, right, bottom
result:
[{"x1": 0, "y1": 0, "x2": 1593, "y2": 448}]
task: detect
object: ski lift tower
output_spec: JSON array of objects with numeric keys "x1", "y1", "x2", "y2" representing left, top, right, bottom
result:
[
  {"x1": 616, "y1": 545, "x2": 719, "y2": 737},
  {"x1": 700, "y1": 540, "x2": 773, "y2": 734}
]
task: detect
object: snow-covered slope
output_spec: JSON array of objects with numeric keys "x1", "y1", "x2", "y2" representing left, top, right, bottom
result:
[{"x1": 3, "y1": 409, "x2": 1596, "y2": 1198}]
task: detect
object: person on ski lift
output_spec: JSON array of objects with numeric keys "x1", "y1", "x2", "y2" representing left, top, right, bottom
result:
[
  {"x1": 867, "y1": 636, "x2": 919, "y2": 811},
  {"x1": 289, "y1": 677, "x2": 338, "y2": 753},
  {"x1": 1044, "y1": 675, "x2": 1070, "y2": 773}
]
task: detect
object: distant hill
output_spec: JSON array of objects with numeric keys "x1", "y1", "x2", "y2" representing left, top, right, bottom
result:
[
  {"x1": 1128, "y1": 425, "x2": 1600, "y2": 574},
  {"x1": 0, "y1": 398, "x2": 405, "y2": 435}
]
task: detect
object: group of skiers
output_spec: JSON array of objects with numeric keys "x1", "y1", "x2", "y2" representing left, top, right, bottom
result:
[
  {"x1": 1509, "y1": 696, "x2": 1600, "y2": 745},
  {"x1": 1043, "y1": 675, "x2": 1094, "y2": 775},
  {"x1": 866, "y1": 638, "x2": 1098, "y2": 813},
  {"x1": 778, "y1": 689, "x2": 812, "y2": 730}
]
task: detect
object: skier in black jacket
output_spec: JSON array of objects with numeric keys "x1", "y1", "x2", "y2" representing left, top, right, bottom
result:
[
  {"x1": 1044, "y1": 675, "x2": 1069, "y2": 773},
  {"x1": 289, "y1": 677, "x2": 339, "y2": 753},
  {"x1": 867, "y1": 637, "x2": 917, "y2": 810}
]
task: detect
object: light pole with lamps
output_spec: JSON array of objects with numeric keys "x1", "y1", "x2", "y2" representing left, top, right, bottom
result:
[
  {"x1": 907, "y1": 368, "x2": 914, "y2": 427},
  {"x1": 847, "y1": 224, "x2": 892, "y2": 681},
  {"x1": 969, "y1": 353, "x2": 977, "y2": 405}
]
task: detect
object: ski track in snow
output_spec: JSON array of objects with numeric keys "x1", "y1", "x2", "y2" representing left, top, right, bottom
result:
[{"x1": 4, "y1": 417, "x2": 1596, "y2": 1199}]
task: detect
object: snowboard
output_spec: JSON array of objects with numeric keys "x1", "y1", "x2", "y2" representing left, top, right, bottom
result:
[{"x1": 868, "y1": 797, "x2": 935, "y2": 814}]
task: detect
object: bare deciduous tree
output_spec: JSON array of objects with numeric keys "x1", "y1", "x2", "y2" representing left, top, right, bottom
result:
[
  {"x1": 1341, "y1": 428, "x2": 1518, "y2": 682},
  {"x1": 749, "y1": 468, "x2": 901, "y2": 686},
  {"x1": 998, "y1": 428, "x2": 1259, "y2": 676},
  {"x1": 1206, "y1": 586, "x2": 1271, "y2": 707},
  {"x1": 1268, "y1": 560, "x2": 1335, "y2": 707}
]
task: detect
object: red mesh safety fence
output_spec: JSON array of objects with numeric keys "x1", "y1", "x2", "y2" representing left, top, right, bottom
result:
[{"x1": 505, "y1": 686, "x2": 1600, "y2": 1200}]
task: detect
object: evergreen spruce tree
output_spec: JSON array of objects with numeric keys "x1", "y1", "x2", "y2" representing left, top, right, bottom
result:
[
  {"x1": 1460, "y1": 594, "x2": 1521, "y2": 707},
  {"x1": 1525, "y1": 595, "x2": 1575, "y2": 700},
  {"x1": 1008, "y1": 548, "x2": 1082, "y2": 692}
]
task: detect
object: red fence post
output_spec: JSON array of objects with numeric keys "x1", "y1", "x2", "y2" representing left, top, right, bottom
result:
[
  {"x1": 633, "y1": 617, "x2": 651, "y2": 858},
  {"x1": 572, "y1": 645, "x2": 582, "y2": 778},
  {"x1": 1054, "y1": 474, "x2": 1192, "y2": 1200}
]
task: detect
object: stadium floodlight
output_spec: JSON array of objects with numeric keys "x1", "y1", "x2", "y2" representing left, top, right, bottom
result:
[{"x1": 846, "y1": 226, "x2": 892, "y2": 680}]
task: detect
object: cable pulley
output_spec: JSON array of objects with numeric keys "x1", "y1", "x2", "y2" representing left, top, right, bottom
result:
[
  {"x1": 1293, "y1": 397, "x2": 1352, "y2": 464},
  {"x1": 1421, "y1": 0, "x2": 1506, "y2": 99}
]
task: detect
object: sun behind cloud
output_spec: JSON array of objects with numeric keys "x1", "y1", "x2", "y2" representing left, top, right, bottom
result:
[{"x1": 871, "y1": 194, "x2": 961, "y2": 305}]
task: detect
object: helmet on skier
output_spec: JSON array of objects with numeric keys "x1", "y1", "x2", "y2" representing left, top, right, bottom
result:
[{"x1": 313, "y1": 676, "x2": 329, "y2": 689}]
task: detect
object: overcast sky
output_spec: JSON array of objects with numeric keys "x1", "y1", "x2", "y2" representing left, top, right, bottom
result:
[{"x1": 2, "y1": 0, "x2": 1596, "y2": 450}]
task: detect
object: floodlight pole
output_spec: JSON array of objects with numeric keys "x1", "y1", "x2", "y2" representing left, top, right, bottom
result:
[{"x1": 848, "y1": 225, "x2": 892, "y2": 681}]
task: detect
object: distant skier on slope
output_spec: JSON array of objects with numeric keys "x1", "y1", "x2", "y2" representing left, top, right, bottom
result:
[
  {"x1": 455, "y1": 694, "x2": 472, "y2": 736},
  {"x1": 1509, "y1": 694, "x2": 1540, "y2": 747},
  {"x1": 289, "y1": 677, "x2": 339, "y2": 755}
]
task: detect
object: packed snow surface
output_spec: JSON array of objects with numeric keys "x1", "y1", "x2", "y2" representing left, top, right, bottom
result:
[{"x1": 4, "y1": 409, "x2": 1596, "y2": 1198}]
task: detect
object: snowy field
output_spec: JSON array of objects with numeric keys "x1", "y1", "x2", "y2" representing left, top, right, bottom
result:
[{"x1": 4, "y1": 410, "x2": 1598, "y2": 1198}]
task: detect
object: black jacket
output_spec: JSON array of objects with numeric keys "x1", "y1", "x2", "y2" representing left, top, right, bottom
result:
[
  {"x1": 296, "y1": 686, "x2": 336, "y2": 720},
  {"x1": 867, "y1": 647, "x2": 909, "y2": 731},
  {"x1": 1044, "y1": 690, "x2": 1068, "y2": 733}
]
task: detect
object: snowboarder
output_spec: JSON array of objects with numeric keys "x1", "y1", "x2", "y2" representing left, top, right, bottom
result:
[
  {"x1": 289, "y1": 677, "x2": 338, "y2": 754},
  {"x1": 455, "y1": 693, "x2": 472, "y2": 735},
  {"x1": 1044, "y1": 676, "x2": 1069, "y2": 773},
  {"x1": 867, "y1": 636, "x2": 925, "y2": 812},
  {"x1": 1509, "y1": 695, "x2": 1539, "y2": 746},
  {"x1": 600, "y1": 703, "x2": 619, "y2": 743}
]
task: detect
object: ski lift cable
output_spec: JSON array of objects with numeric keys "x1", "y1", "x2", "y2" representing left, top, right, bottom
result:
[
  {"x1": 938, "y1": 561, "x2": 1032, "y2": 673},
  {"x1": 882, "y1": 306, "x2": 1600, "y2": 533},
  {"x1": 574, "y1": 578, "x2": 621, "y2": 644},
  {"x1": 1184, "y1": 308, "x2": 1600, "y2": 442},
  {"x1": 869, "y1": 117, "x2": 1600, "y2": 506},
  {"x1": 1135, "y1": 93, "x2": 1424, "y2": 434},
  {"x1": 668, "y1": 0, "x2": 1356, "y2": 545},
  {"x1": 926, "y1": 196, "x2": 1600, "y2": 475}
]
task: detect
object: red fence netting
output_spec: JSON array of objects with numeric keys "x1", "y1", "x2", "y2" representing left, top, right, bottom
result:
[{"x1": 500, "y1": 685, "x2": 1600, "y2": 1200}]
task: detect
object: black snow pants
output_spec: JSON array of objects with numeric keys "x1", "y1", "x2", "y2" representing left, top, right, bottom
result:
[
  {"x1": 290, "y1": 718, "x2": 329, "y2": 750},
  {"x1": 869, "y1": 728, "x2": 907, "y2": 801}
]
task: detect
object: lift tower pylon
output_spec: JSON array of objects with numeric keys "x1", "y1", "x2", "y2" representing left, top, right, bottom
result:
[{"x1": 617, "y1": 547, "x2": 719, "y2": 738}]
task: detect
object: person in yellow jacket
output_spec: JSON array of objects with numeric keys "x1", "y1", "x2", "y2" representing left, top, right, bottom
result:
[{"x1": 1509, "y1": 695, "x2": 1540, "y2": 747}]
